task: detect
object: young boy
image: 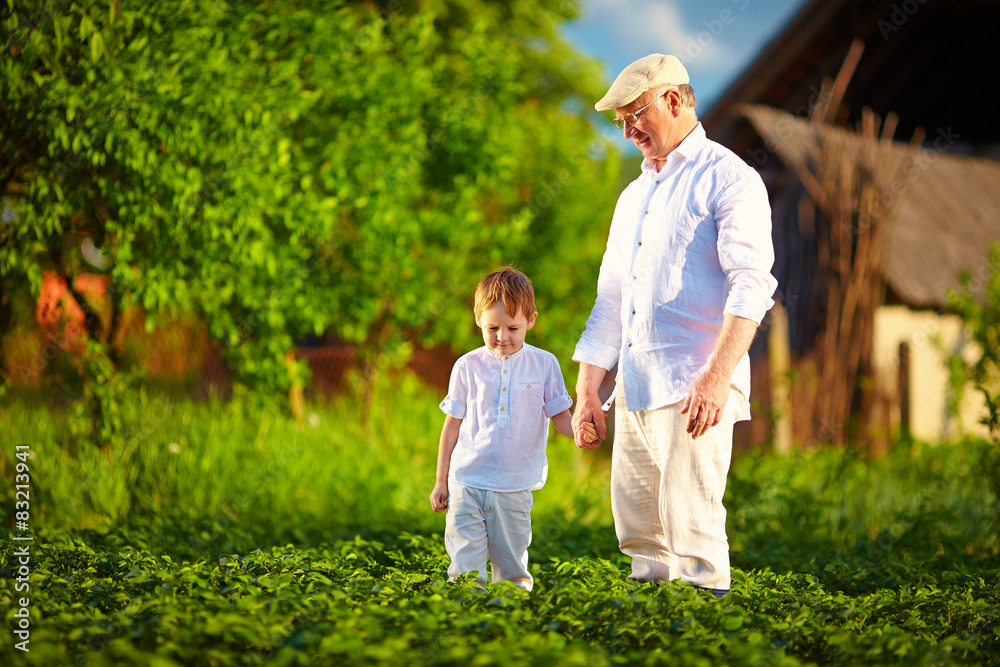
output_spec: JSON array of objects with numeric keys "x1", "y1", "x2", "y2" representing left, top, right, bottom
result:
[{"x1": 429, "y1": 267, "x2": 577, "y2": 591}]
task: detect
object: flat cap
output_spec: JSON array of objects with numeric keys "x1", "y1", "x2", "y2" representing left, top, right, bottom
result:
[{"x1": 595, "y1": 53, "x2": 690, "y2": 111}]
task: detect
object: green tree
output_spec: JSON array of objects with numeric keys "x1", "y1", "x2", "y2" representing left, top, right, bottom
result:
[
  {"x1": 946, "y1": 242, "x2": 1000, "y2": 443},
  {"x1": 1, "y1": 0, "x2": 618, "y2": 442}
]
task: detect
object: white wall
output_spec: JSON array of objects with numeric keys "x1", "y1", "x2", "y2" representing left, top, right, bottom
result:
[{"x1": 872, "y1": 305, "x2": 990, "y2": 441}]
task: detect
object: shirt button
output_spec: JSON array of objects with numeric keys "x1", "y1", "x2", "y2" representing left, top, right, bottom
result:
[
  {"x1": 628, "y1": 343, "x2": 632, "y2": 347},
  {"x1": 638, "y1": 241, "x2": 642, "y2": 246},
  {"x1": 502, "y1": 387, "x2": 506, "y2": 392},
  {"x1": 503, "y1": 370, "x2": 507, "y2": 374},
  {"x1": 656, "y1": 180, "x2": 660, "y2": 184},
  {"x1": 632, "y1": 276, "x2": 637, "y2": 280},
  {"x1": 632, "y1": 310, "x2": 636, "y2": 314},
  {"x1": 644, "y1": 210, "x2": 649, "y2": 215},
  {"x1": 500, "y1": 407, "x2": 505, "y2": 411},
  {"x1": 503, "y1": 355, "x2": 508, "y2": 360}
]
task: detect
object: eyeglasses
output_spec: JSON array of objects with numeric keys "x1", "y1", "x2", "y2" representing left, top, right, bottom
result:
[{"x1": 611, "y1": 94, "x2": 664, "y2": 129}]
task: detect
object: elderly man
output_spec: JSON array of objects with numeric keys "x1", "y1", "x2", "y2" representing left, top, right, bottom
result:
[{"x1": 571, "y1": 54, "x2": 777, "y2": 596}]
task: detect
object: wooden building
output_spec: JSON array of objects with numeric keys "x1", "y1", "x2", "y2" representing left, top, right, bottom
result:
[{"x1": 702, "y1": 0, "x2": 1000, "y2": 446}]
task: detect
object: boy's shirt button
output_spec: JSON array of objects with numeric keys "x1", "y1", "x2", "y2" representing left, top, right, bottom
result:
[
  {"x1": 503, "y1": 370, "x2": 507, "y2": 374},
  {"x1": 500, "y1": 407, "x2": 505, "y2": 411},
  {"x1": 502, "y1": 387, "x2": 506, "y2": 392}
]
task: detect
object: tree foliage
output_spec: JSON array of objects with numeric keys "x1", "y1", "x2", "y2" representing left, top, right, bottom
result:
[
  {"x1": 1, "y1": 0, "x2": 619, "y2": 436},
  {"x1": 946, "y1": 242, "x2": 1000, "y2": 443}
]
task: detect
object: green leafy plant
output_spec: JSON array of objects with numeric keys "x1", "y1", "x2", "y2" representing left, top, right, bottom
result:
[
  {"x1": 946, "y1": 242, "x2": 1000, "y2": 443},
  {"x1": 945, "y1": 242, "x2": 1000, "y2": 544},
  {"x1": 2, "y1": 383, "x2": 998, "y2": 666}
]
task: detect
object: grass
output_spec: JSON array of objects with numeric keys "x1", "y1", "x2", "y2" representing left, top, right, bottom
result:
[
  {"x1": 2, "y1": 374, "x2": 617, "y2": 557},
  {"x1": 1, "y1": 374, "x2": 998, "y2": 665}
]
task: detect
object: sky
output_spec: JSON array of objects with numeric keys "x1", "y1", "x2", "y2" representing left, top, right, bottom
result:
[{"x1": 562, "y1": 0, "x2": 806, "y2": 151}]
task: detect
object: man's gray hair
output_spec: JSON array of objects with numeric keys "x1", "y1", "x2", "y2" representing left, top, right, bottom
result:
[{"x1": 657, "y1": 84, "x2": 697, "y2": 109}]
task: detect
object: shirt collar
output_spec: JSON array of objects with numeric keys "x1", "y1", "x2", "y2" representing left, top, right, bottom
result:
[
  {"x1": 640, "y1": 122, "x2": 707, "y2": 174},
  {"x1": 485, "y1": 344, "x2": 527, "y2": 361}
]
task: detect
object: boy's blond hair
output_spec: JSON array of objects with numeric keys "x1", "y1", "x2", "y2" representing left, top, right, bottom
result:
[{"x1": 474, "y1": 267, "x2": 536, "y2": 321}]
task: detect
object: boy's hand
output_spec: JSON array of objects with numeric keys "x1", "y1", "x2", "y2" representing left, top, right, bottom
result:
[
  {"x1": 429, "y1": 482, "x2": 450, "y2": 512},
  {"x1": 580, "y1": 422, "x2": 600, "y2": 444},
  {"x1": 575, "y1": 415, "x2": 606, "y2": 448}
]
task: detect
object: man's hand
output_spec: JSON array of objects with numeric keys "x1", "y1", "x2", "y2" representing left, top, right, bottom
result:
[
  {"x1": 429, "y1": 481, "x2": 449, "y2": 512},
  {"x1": 681, "y1": 369, "x2": 730, "y2": 439},
  {"x1": 572, "y1": 392, "x2": 607, "y2": 449},
  {"x1": 681, "y1": 314, "x2": 757, "y2": 439}
]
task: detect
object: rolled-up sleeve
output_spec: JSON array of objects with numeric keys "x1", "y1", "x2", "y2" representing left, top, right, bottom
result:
[
  {"x1": 542, "y1": 356, "x2": 574, "y2": 418},
  {"x1": 439, "y1": 359, "x2": 468, "y2": 419},
  {"x1": 715, "y1": 169, "x2": 778, "y2": 324}
]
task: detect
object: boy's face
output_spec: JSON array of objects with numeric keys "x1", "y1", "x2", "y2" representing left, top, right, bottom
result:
[{"x1": 476, "y1": 301, "x2": 537, "y2": 357}]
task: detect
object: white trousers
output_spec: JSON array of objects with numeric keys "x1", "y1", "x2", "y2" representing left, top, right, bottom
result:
[
  {"x1": 444, "y1": 484, "x2": 534, "y2": 590},
  {"x1": 611, "y1": 382, "x2": 744, "y2": 590}
]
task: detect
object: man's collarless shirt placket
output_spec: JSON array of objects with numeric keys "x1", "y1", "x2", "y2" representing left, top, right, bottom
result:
[{"x1": 623, "y1": 155, "x2": 686, "y2": 403}]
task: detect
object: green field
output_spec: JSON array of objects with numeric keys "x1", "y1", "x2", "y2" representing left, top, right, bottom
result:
[{"x1": 2, "y1": 378, "x2": 998, "y2": 666}]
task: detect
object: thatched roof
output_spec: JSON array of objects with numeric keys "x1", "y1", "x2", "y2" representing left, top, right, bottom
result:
[{"x1": 743, "y1": 104, "x2": 1000, "y2": 309}]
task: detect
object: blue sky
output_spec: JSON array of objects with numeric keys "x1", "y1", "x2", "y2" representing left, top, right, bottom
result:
[{"x1": 562, "y1": 0, "x2": 806, "y2": 151}]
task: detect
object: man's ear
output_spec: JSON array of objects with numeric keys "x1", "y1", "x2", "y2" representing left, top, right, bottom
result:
[
  {"x1": 667, "y1": 89, "x2": 682, "y2": 116},
  {"x1": 526, "y1": 311, "x2": 538, "y2": 330}
]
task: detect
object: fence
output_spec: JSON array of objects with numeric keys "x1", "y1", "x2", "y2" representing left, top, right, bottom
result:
[
  {"x1": 196, "y1": 345, "x2": 456, "y2": 399},
  {"x1": 3, "y1": 311, "x2": 457, "y2": 401}
]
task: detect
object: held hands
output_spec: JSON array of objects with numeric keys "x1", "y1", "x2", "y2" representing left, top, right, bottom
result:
[
  {"x1": 429, "y1": 481, "x2": 449, "y2": 512},
  {"x1": 579, "y1": 421, "x2": 601, "y2": 445},
  {"x1": 571, "y1": 394, "x2": 607, "y2": 449},
  {"x1": 681, "y1": 369, "x2": 729, "y2": 439}
]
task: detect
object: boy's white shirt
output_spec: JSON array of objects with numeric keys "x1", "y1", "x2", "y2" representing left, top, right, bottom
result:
[{"x1": 440, "y1": 343, "x2": 573, "y2": 492}]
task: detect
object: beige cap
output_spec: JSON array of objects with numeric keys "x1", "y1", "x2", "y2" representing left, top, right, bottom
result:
[{"x1": 595, "y1": 53, "x2": 690, "y2": 111}]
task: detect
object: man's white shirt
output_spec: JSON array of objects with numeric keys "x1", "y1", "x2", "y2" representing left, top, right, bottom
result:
[
  {"x1": 441, "y1": 344, "x2": 573, "y2": 492},
  {"x1": 574, "y1": 123, "x2": 777, "y2": 420}
]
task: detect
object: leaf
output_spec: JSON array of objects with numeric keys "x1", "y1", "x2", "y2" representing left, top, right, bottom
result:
[{"x1": 90, "y1": 32, "x2": 104, "y2": 62}]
